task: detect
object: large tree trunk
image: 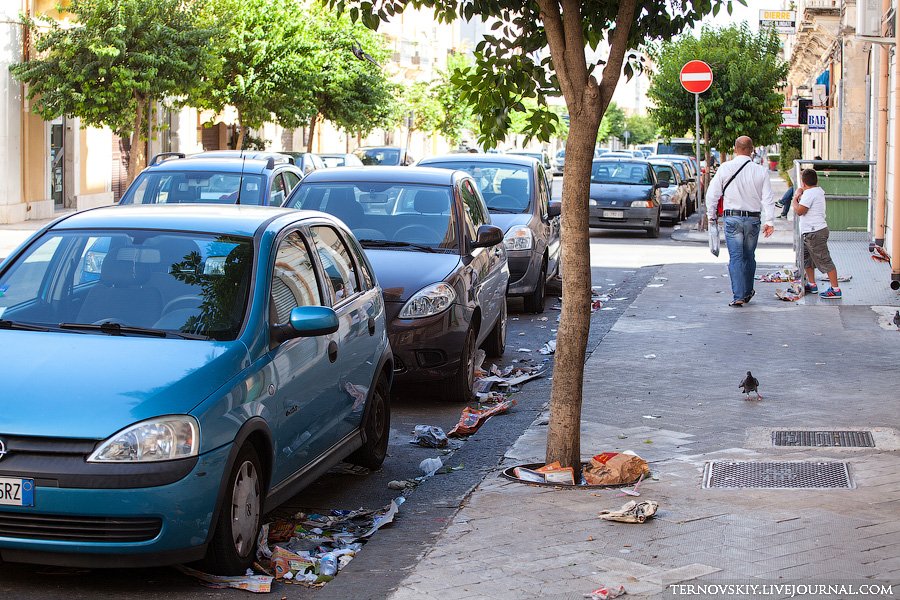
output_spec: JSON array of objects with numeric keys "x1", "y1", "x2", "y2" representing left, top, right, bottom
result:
[
  {"x1": 545, "y1": 105, "x2": 601, "y2": 475},
  {"x1": 127, "y1": 97, "x2": 146, "y2": 184},
  {"x1": 307, "y1": 113, "x2": 319, "y2": 153}
]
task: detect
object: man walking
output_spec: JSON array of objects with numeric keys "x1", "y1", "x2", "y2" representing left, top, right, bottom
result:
[{"x1": 706, "y1": 136, "x2": 776, "y2": 306}]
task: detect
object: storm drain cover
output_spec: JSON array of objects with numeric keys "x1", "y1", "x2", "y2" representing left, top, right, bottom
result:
[
  {"x1": 703, "y1": 461, "x2": 853, "y2": 489},
  {"x1": 773, "y1": 430, "x2": 874, "y2": 447}
]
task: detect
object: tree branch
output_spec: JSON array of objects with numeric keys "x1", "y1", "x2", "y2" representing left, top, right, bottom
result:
[
  {"x1": 536, "y1": 0, "x2": 575, "y2": 104},
  {"x1": 560, "y1": 0, "x2": 589, "y2": 102},
  {"x1": 597, "y1": 0, "x2": 637, "y2": 113}
]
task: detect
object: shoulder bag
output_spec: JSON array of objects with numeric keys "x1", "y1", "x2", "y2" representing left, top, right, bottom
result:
[{"x1": 716, "y1": 159, "x2": 752, "y2": 217}]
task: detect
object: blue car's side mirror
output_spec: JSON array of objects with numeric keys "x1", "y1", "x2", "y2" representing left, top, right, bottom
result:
[{"x1": 272, "y1": 306, "x2": 339, "y2": 343}]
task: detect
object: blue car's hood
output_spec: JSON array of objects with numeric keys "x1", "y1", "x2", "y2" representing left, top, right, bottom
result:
[
  {"x1": 364, "y1": 250, "x2": 461, "y2": 302},
  {"x1": 487, "y1": 213, "x2": 531, "y2": 233},
  {"x1": 0, "y1": 331, "x2": 249, "y2": 439}
]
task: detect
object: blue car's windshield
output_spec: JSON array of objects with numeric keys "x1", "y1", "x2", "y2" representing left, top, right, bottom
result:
[
  {"x1": 0, "y1": 230, "x2": 253, "y2": 340},
  {"x1": 288, "y1": 182, "x2": 459, "y2": 252},
  {"x1": 120, "y1": 171, "x2": 267, "y2": 206},
  {"x1": 424, "y1": 161, "x2": 531, "y2": 213},
  {"x1": 353, "y1": 148, "x2": 400, "y2": 165},
  {"x1": 591, "y1": 161, "x2": 653, "y2": 185}
]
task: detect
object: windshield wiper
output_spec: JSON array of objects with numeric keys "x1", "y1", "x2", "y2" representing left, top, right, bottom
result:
[
  {"x1": 58, "y1": 321, "x2": 210, "y2": 340},
  {"x1": 487, "y1": 207, "x2": 522, "y2": 214},
  {"x1": 358, "y1": 239, "x2": 437, "y2": 253},
  {"x1": 0, "y1": 319, "x2": 53, "y2": 332}
]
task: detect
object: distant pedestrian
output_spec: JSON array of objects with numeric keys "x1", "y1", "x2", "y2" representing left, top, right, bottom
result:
[
  {"x1": 793, "y1": 168, "x2": 842, "y2": 299},
  {"x1": 706, "y1": 136, "x2": 776, "y2": 307},
  {"x1": 776, "y1": 185, "x2": 793, "y2": 219}
]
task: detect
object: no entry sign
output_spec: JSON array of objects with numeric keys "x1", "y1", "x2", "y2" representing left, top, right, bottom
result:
[{"x1": 680, "y1": 60, "x2": 713, "y2": 94}]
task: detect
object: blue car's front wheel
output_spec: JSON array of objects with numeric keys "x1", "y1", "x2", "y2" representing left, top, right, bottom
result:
[{"x1": 199, "y1": 445, "x2": 264, "y2": 574}]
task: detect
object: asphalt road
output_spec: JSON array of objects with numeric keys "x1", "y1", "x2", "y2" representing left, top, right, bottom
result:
[{"x1": 0, "y1": 175, "x2": 724, "y2": 599}]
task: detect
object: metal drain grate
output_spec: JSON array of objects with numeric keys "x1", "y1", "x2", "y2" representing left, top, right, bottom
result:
[
  {"x1": 773, "y1": 430, "x2": 874, "y2": 448},
  {"x1": 703, "y1": 461, "x2": 853, "y2": 489}
]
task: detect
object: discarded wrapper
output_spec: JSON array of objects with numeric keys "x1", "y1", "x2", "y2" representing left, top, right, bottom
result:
[
  {"x1": 419, "y1": 457, "x2": 443, "y2": 477},
  {"x1": 448, "y1": 398, "x2": 516, "y2": 437},
  {"x1": 410, "y1": 425, "x2": 448, "y2": 448},
  {"x1": 272, "y1": 545, "x2": 315, "y2": 580},
  {"x1": 539, "y1": 339, "x2": 557, "y2": 355},
  {"x1": 585, "y1": 584, "x2": 628, "y2": 599},
  {"x1": 757, "y1": 266, "x2": 800, "y2": 283},
  {"x1": 775, "y1": 282, "x2": 803, "y2": 302},
  {"x1": 583, "y1": 452, "x2": 650, "y2": 486},
  {"x1": 177, "y1": 565, "x2": 273, "y2": 593},
  {"x1": 598, "y1": 500, "x2": 659, "y2": 523}
]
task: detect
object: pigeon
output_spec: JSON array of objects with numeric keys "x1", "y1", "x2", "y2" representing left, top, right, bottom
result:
[
  {"x1": 893, "y1": 311, "x2": 900, "y2": 330},
  {"x1": 739, "y1": 371, "x2": 762, "y2": 400}
]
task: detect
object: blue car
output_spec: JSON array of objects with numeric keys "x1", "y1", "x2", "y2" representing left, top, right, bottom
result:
[{"x1": 0, "y1": 205, "x2": 392, "y2": 573}]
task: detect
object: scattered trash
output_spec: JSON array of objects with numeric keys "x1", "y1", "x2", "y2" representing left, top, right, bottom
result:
[
  {"x1": 617, "y1": 433, "x2": 628, "y2": 439},
  {"x1": 758, "y1": 267, "x2": 800, "y2": 283},
  {"x1": 177, "y1": 565, "x2": 273, "y2": 593},
  {"x1": 387, "y1": 480, "x2": 413, "y2": 490},
  {"x1": 539, "y1": 339, "x2": 557, "y2": 355},
  {"x1": 584, "y1": 452, "x2": 650, "y2": 486},
  {"x1": 410, "y1": 425, "x2": 448, "y2": 448},
  {"x1": 538, "y1": 316, "x2": 549, "y2": 321},
  {"x1": 517, "y1": 348, "x2": 532, "y2": 352},
  {"x1": 666, "y1": 315, "x2": 676, "y2": 319},
  {"x1": 654, "y1": 277, "x2": 668, "y2": 281},
  {"x1": 585, "y1": 584, "x2": 628, "y2": 599},
  {"x1": 642, "y1": 415, "x2": 661, "y2": 419},
  {"x1": 703, "y1": 275, "x2": 717, "y2": 279},
  {"x1": 598, "y1": 500, "x2": 659, "y2": 524},
  {"x1": 419, "y1": 457, "x2": 443, "y2": 477},
  {"x1": 513, "y1": 461, "x2": 576, "y2": 485},
  {"x1": 616, "y1": 473, "x2": 645, "y2": 498},
  {"x1": 448, "y1": 397, "x2": 516, "y2": 437},
  {"x1": 647, "y1": 284, "x2": 664, "y2": 288},
  {"x1": 818, "y1": 273, "x2": 853, "y2": 282},
  {"x1": 871, "y1": 245, "x2": 891, "y2": 263},
  {"x1": 775, "y1": 283, "x2": 803, "y2": 301},
  {"x1": 643, "y1": 354, "x2": 656, "y2": 359}
]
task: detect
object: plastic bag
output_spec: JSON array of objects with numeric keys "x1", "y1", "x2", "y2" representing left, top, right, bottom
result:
[{"x1": 708, "y1": 221, "x2": 720, "y2": 257}]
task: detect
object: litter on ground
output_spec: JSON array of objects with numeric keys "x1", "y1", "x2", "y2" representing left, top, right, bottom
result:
[
  {"x1": 409, "y1": 425, "x2": 448, "y2": 448},
  {"x1": 583, "y1": 452, "x2": 650, "y2": 486},
  {"x1": 775, "y1": 283, "x2": 803, "y2": 302},
  {"x1": 598, "y1": 500, "x2": 659, "y2": 523},
  {"x1": 177, "y1": 566, "x2": 273, "y2": 593},
  {"x1": 757, "y1": 267, "x2": 800, "y2": 283},
  {"x1": 448, "y1": 396, "x2": 516, "y2": 437},
  {"x1": 585, "y1": 585, "x2": 628, "y2": 599}
]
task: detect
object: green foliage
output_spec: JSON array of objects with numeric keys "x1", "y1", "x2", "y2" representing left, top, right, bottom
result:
[
  {"x1": 625, "y1": 114, "x2": 658, "y2": 145},
  {"x1": 10, "y1": 0, "x2": 211, "y2": 140},
  {"x1": 597, "y1": 102, "x2": 626, "y2": 142},
  {"x1": 778, "y1": 127, "x2": 802, "y2": 183},
  {"x1": 647, "y1": 23, "x2": 787, "y2": 151},
  {"x1": 400, "y1": 53, "x2": 476, "y2": 146}
]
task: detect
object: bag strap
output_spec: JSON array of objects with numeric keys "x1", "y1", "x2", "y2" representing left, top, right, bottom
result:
[{"x1": 722, "y1": 159, "x2": 751, "y2": 194}]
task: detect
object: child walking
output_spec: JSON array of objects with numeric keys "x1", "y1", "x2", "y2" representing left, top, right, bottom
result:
[{"x1": 792, "y1": 168, "x2": 842, "y2": 299}]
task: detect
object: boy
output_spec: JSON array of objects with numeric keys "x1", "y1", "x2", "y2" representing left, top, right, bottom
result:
[{"x1": 792, "y1": 168, "x2": 842, "y2": 299}]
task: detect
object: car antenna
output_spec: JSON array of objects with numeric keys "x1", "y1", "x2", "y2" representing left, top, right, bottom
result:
[{"x1": 236, "y1": 157, "x2": 244, "y2": 205}]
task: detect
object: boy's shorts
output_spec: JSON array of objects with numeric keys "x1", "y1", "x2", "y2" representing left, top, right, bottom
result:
[{"x1": 802, "y1": 227, "x2": 836, "y2": 273}]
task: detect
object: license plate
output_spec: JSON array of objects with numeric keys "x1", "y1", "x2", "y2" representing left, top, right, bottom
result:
[
  {"x1": 0, "y1": 477, "x2": 34, "y2": 507},
  {"x1": 603, "y1": 210, "x2": 624, "y2": 219}
]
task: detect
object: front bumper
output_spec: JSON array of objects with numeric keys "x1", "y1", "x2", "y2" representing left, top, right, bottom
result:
[
  {"x1": 386, "y1": 302, "x2": 472, "y2": 384},
  {"x1": 589, "y1": 206, "x2": 657, "y2": 230},
  {"x1": 0, "y1": 443, "x2": 231, "y2": 567},
  {"x1": 506, "y1": 250, "x2": 543, "y2": 296},
  {"x1": 660, "y1": 202, "x2": 680, "y2": 221}
]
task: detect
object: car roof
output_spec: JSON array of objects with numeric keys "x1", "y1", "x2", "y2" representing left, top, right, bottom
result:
[
  {"x1": 355, "y1": 146, "x2": 402, "y2": 151},
  {"x1": 144, "y1": 156, "x2": 275, "y2": 175},
  {"x1": 419, "y1": 154, "x2": 537, "y2": 167},
  {"x1": 300, "y1": 166, "x2": 458, "y2": 185},
  {"x1": 51, "y1": 205, "x2": 306, "y2": 237},
  {"x1": 594, "y1": 157, "x2": 650, "y2": 164}
]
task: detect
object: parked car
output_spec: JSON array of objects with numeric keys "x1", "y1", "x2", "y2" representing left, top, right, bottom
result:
[
  {"x1": 318, "y1": 153, "x2": 365, "y2": 168},
  {"x1": 554, "y1": 149, "x2": 566, "y2": 176},
  {"x1": 653, "y1": 153, "x2": 704, "y2": 197},
  {"x1": 119, "y1": 151, "x2": 304, "y2": 207},
  {"x1": 601, "y1": 151, "x2": 636, "y2": 159},
  {"x1": 0, "y1": 205, "x2": 392, "y2": 574},
  {"x1": 650, "y1": 154, "x2": 700, "y2": 214},
  {"x1": 648, "y1": 158, "x2": 690, "y2": 223},
  {"x1": 588, "y1": 158, "x2": 666, "y2": 238},
  {"x1": 284, "y1": 167, "x2": 509, "y2": 401},
  {"x1": 353, "y1": 146, "x2": 414, "y2": 166},
  {"x1": 417, "y1": 154, "x2": 561, "y2": 313},
  {"x1": 280, "y1": 151, "x2": 326, "y2": 175},
  {"x1": 595, "y1": 148, "x2": 610, "y2": 157},
  {"x1": 506, "y1": 150, "x2": 553, "y2": 173}
]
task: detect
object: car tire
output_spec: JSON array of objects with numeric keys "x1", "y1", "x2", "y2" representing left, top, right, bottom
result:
[
  {"x1": 347, "y1": 375, "x2": 391, "y2": 470},
  {"x1": 200, "y1": 445, "x2": 264, "y2": 575},
  {"x1": 444, "y1": 326, "x2": 476, "y2": 402},
  {"x1": 646, "y1": 220, "x2": 660, "y2": 238},
  {"x1": 523, "y1": 260, "x2": 547, "y2": 314},
  {"x1": 482, "y1": 298, "x2": 506, "y2": 357}
]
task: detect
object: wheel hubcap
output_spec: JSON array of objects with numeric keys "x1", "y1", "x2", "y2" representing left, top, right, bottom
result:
[{"x1": 231, "y1": 460, "x2": 260, "y2": 557}]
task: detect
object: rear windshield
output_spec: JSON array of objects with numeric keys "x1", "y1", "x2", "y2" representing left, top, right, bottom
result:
[
  {"x1": 423, "y1": 161, "x2": 531, "y2": 214},
  {"x1": 591, "y1": 161, "x2": 653, "y2": 185},
  {"x1": 651, "y1": 165, "x2": 676, "y2": 183},
  {"x1": 655, "y1": 142, "x2": 697, "y2": 156},
  {"x1": 288, "y1": 182, "x2": 459, "y2": 252},
  {"x1": 353, "y1": 148, "x2": 400, "y2": 166},
  {"x1": 120, "y1": 171, "x2": 267, "y2": 206}
]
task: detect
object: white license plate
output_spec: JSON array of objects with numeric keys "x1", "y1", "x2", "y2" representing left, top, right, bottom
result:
[
  {"x1": 603, "y1": 210, "x2": 624, "y2": 219},
  {"x1": 0, "y1": 477, "x2": 34, "y2": 507}
]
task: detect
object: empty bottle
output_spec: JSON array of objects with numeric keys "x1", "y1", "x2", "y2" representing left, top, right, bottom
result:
[{"x1": 318, "y1": 553, "x2": 338, "y2": 576}]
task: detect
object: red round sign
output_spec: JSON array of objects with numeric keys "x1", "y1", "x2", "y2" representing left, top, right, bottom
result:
[{"x1": 680, "y1": 60, "x2": 713, "y2": 94}]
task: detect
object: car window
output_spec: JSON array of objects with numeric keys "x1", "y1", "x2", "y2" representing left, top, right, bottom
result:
[
  {"x1": 119, "y1": 171, "x2": 267, "y2": 205},
  {"x1": 289, "y1": 183, "x2": 459, "y2": 252},
  {"x1": 271, "y1": 231, "x2": 321, "y2": 324},
  {"x1": 353, "y1": 148, "x2": 400, "y2": 166},
  {"x1": 283, "y1": 171, "x2": 301, "y2": 192},
  {"x1": 309, "y1": 226, "x2": 360, "y2": 304},
  {"x1": 538, "y1": 167, "x2": 551, "y2": 218},
  {"x1": 651, "y1": 165, "x2": 676, "y2": 183},
  {"x1": 270, "y1": 174, "x2": 288, "y2": 207},
  {"x1": 423, "y1": 161, "x2": 531, "y2": 213},
  {"x1": 591, "y1": 161, "x2": 652, "y2": 185}
]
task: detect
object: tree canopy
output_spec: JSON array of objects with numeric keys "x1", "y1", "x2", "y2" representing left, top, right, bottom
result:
[
  {"x1": 647, "y1": 23, "x2": 787, "y2": 154},
  {"x1": 625, "y1": 114, "x2": 658, "y2": 145},
  {"x1": 597, "y1": 102, "x2": 625, "y2": 143},
  {"x1": 10, "y1": 0, "x2": 212, "y2": 180}
]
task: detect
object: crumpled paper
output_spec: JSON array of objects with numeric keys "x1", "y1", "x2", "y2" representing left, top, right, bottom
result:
[{"x1": 598, "y1": 500, "x2": 659, "y2": 523}]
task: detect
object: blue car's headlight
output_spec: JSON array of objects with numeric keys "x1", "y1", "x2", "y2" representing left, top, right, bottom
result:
[{"x1": 88, "y1": 416, "x2": 200, "y2": 463}]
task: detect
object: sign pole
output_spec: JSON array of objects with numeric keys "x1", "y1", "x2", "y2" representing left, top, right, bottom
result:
[{"x1": 695, "y1": 92, "x2": 702, "y2": 211}]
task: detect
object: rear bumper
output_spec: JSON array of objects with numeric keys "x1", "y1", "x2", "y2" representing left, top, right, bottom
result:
[{"x1": 589, "y1": 207, "x2": 658, "y2": 230}]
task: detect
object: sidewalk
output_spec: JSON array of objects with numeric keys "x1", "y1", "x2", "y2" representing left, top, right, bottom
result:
[
  {"x1": 388, "y1": 262, "x2": 900, "y2": 599},
  {"x1": 0, "y1": 214, "x2": 67, "y2": 260}
]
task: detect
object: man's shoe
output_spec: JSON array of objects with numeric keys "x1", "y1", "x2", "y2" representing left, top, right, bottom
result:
[
  {"x1": 804, "y1": 283, "x2": 819, "y2": 294},
  {"x1": 742, "y1": 289, "x2": 756, "y2": 303},
  {"x1": 820, "y1": 287, "x2": 842, "y2": 299},
  {"x1": 775, "y1": 202, "x2": 784, "y2": 209},
  {"x1": 729, "y1": 299, "x2": 745, "y2": 307}
]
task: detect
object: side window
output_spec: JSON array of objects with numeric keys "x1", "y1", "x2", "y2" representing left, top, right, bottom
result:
[
  {"x1": 310, "y1": 226, "x2": 360, "y2": 304},
  {"x1": 538, "y1": 167, "x2": 551, "y2": 218},
  {"x1": 283, "y1": 171, "x2": 301, "y2": 192},
  {"x1": 346, "y1": 237, "x2": 374, "y2": 290},
  {"x1": 459, "y1": 179, "x2": 487, "y2": 238},
  {"x1": 269, "y1": 174, "x2": 288, "y2": 207},
  {"x1": 270, "y1": 231, "x2": 321, "y2": 324}
]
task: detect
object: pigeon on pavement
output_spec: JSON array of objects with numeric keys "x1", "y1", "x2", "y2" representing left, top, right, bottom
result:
[
  {"x1": 739, "y1": 371, "x2": 762, "y2": 400},
  {"x1": 893, "y1": 310, "x2": 900, "y2": 330}
]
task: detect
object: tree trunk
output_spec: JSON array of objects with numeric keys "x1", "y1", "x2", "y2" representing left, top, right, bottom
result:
[
  {"x1": 307, "y1": 114, "x2": 319, "y2": 153},
  {"x1": 127, "y1": 98, "x2": 146, "y2": 184},
  {"x1": 545, "y1": 107, "x2": 601, "y2": 476}
]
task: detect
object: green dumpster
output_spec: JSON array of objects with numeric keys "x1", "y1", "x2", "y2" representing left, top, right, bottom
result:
[{"x1": 816, "y1": 171, "x2": 869, "y2": 231}]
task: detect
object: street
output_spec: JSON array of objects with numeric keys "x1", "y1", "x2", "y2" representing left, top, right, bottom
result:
[{"x1": 0, "y1": 172, "x2": 800, "y2": 598}]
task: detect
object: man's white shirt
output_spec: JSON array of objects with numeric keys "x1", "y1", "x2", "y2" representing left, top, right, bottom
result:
[{"x1": 705, "y1": 155, "x2": 776, "y2": 226}]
